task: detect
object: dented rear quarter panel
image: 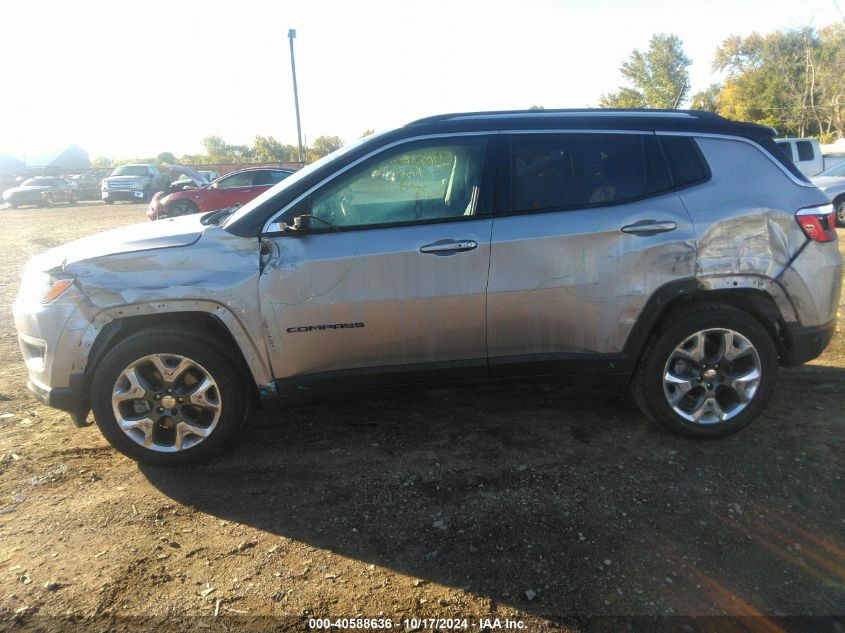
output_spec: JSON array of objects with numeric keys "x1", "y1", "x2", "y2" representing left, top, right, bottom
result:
[{"x1": 680, "y1": 135, "x2": 841, "y2": 326}]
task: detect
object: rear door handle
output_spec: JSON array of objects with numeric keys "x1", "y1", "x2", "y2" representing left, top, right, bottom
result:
[
  {"x1": 419, "y1": 239, "x2": 478, "y2": 255},
  {"x1": 620, "y1": 220, "x2": 677, "y2": 236}
]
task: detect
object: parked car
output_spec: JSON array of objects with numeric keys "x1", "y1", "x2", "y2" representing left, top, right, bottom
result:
[
  {"x1": 811, "y1": 161, "x2": 845, "y2": 226},
  {"x1": 13, "y1": 109, "x2": 842, "y2": 465},
  {"x1": 101, "y1": 164, "x2": 169, "y2": 204},
  {"x1": 775, "y1": 138, "x2": 845, "y2": 177},
  {"x1": 65, "y1": 173, "x2": 102, "y2": 200},
  {"x1": 146, "y1": 167, "x2": 294, "y2": 220},
  {"x1": 3, "y1": 176, "x2": 76, "y2": 208}
]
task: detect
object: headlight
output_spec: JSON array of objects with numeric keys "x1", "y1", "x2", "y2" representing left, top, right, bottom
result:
[
  {"x1": 19, "y1": 272, "x2": 75, "y2": 304},
  {"x1": 132, "y1": 180, "x2": 143, "y2": 190},
  {"x1": 42, "y1": 277, "x2": 74, "y2": 303}
]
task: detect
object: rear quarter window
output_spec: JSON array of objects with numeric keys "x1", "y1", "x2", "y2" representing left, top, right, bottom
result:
[{"x1": 658, "y1": 136, "x2": 710, "y2": 189}]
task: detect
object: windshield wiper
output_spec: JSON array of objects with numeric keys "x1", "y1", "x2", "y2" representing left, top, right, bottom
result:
[{"x1": 201, "y1": 204, "x2": 242, "y2": 226}]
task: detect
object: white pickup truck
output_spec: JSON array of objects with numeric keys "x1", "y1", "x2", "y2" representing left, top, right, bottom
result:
[{"x1": 775, "y1": 138, "x2": 845, "y2": 178}]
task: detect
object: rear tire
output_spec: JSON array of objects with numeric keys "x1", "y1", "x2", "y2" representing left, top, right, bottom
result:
[
  {"x1": 91, "y1": 328, "x2": 249, "y2": 465},
  {"x1": 632, "y1": 303, "x2": 778, "y2": 438},
  {"x1": 103, "y1": 199, "x2": 113, "y2": 205}
]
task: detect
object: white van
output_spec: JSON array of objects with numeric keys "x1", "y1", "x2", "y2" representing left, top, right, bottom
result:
[{"x1": 775, "y1": 138, "x2": 845, "y2": 177}]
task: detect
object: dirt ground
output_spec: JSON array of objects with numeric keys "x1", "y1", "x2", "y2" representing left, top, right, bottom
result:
[{"x1": 0, "y1": 202, "x2": 843, "y2": 632}]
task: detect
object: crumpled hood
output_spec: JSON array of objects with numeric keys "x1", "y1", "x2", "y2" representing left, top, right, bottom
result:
[
  {"x1": 27, "y1": 214, "x2": 207, "y2": 273},
  {"x1": 167, "y1": 165, "x2": 209, "y2": 188}
]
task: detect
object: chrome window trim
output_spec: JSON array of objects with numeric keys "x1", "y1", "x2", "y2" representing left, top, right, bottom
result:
[{"x1": 655, "y1": 131, "x2": 816, "y2": 189}]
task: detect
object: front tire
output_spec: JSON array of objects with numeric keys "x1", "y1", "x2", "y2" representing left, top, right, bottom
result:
[
  {"x1": 91, "y1": 328, "x2": 248, "y2": 465},
  {"x1": 170, "y1": 199, "x2": 199, "y2": 216},
  {"x1": 632, "y1": 303, "x2": 778, "y2": 438}
]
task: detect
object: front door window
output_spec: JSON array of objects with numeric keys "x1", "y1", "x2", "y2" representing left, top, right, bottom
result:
[{"x1": 309, "y1": 139, "x2": 486, "y2": 229}]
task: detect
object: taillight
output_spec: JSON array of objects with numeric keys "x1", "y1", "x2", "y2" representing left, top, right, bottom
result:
[{"x1": 796, "y1": 204, "x2": 837, "y2": 243}]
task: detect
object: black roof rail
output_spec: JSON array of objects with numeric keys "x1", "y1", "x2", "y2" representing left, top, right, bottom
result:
[{"x1": 406, "y1": 108, "x2": 727, "y2": 126}]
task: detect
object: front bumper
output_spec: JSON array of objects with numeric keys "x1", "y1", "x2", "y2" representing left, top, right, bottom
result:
[
  {"x1": 781, "y1": 319, "x2": 837, "y2": 367},
  {"x1": 13, "y1": 284, "x2": 92, "y2": 427},
  {"x1": 102, "y1": 189, "x2": 145, "y2": 201},
  {"x1": 27, "y1": 373, "x2": 89, "y2": 426}
]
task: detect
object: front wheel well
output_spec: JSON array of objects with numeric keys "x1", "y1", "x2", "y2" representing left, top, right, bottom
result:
[{"x1": 83, "y1": 312, "x2": 257, "y2": 407}]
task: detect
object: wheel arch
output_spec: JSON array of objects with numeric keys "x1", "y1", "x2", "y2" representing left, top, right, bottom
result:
[
  {"x1": 624, "y1": 279, "x2": 795, "y2": 369},
  {"x1": 78, "y1": 304, "x2": 274, "y2": 418}
]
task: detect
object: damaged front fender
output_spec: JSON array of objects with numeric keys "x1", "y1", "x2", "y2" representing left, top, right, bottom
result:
[{"x1": 65, "y1": 227, "x2": 274, "y2": 392}]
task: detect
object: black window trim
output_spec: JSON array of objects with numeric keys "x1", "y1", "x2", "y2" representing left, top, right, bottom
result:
[{"x1": 263, "y1": 134, "x2": 497, "y2": 236}]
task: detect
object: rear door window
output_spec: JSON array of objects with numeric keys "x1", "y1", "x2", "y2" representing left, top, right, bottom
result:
[{"x1": 507, "y1": 133, "x2": 671, "y2": 213}]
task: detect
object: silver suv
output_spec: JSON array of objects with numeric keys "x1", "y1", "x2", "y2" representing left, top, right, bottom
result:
[{"x1": 13, "y1": 110, "x2": 843, "y2": 465}]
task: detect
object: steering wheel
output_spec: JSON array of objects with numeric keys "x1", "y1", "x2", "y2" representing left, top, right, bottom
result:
[{"x1": 339, "y1": 196, "x2": 350, "y2": 217}]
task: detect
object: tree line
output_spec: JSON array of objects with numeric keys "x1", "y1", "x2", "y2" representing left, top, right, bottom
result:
[
  {"x1": 92, "y1": 132, "x2": 353, "y2": 169},
  {"x1": 598, "y1": 25, "x2": 845, "y2": 141}
]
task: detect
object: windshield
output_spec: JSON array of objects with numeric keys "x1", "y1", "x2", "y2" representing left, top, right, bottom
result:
[
  {"x1": 22, "y1": 177, "x2": 54, "y2": 186},
  {"x1": 111, "y1": 165, "x2": 148, "y2": 176},
  {"x1": 222, "y1": 134, "x2": 381, "y2": 229},
  {"x1": 818, "y1": 161, "x2": 845, "y2": 178}
]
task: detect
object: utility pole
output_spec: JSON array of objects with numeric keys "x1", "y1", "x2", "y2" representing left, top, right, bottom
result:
[{"x1": 288, "y1": 29, "x2": 304, "y2": 165}]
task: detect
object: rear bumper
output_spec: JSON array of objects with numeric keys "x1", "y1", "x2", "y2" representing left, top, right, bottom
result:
[{"x1": 781, "y1": 319, "x2": 837, "y2": 367}]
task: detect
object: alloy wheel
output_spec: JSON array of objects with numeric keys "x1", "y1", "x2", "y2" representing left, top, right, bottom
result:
[
  {"x1": 111, "y1": 353, "x2": 222, "y2": 452},
  {"x1": 662, "y1": 328, "x2": 762, "y2": 424}
]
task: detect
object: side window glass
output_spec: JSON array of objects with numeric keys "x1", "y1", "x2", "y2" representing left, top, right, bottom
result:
[
  {"x1": 659, "y1": 136, "x2": 709, "y2": 189},
  {"x1": 269, "y1": 170, "x2": 292, "y2": 184},
  {"x1": 510, "y1": 133, "x2": 655, "y2": 212},
  {"x1": 310, "y1": 139, "x2": 486, "y2": 229},
  {"x1": 775, "y1": 142, "x2": 794, "y2": 161},
  {"x1": 796, "y1": 141, "x2": 814, "y2": 162},
  {"x1": 219, "y1": 172, "x2": 253, "y2": 189}
]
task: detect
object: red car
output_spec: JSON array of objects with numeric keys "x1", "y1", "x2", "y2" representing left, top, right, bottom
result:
[{"x1": 147, "y1": 167, "x2": 295, "y2": 221}]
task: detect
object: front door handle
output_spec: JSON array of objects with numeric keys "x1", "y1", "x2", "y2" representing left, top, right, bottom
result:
[
  {"x1": 419, "y1": 239, "x2": 478, "y2": 255},
  {"x1": 620, "y1": 220, "x2": 678, "y2": 236}
]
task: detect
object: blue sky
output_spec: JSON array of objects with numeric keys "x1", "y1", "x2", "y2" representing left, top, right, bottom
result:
[{"x1": 0, "y1": 0, "x2": 841, "y2": 160}]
